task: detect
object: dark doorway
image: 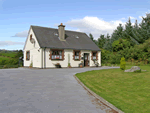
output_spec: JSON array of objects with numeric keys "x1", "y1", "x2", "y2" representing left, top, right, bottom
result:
[{"x1": 84, "y1": 53, "x2": 89, "y2": 67}]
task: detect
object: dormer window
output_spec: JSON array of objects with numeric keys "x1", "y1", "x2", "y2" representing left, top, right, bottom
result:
[
  {"x1": 75, "y1": 35, "x2": 79, "y2": 38},
  {"x1": 54, "y1": 33, "x2": 58, "y2": 36}
]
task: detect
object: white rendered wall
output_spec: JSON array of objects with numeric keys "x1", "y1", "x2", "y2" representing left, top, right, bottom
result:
[
  {"x1": 23, "y1": 28, "x2": 41, "y2": 68},
  {"x1": 43, "y1": 49, "x2": 101, "y2": 68}
]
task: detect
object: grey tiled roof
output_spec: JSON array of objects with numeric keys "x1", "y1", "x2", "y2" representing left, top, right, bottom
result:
[{"x1": 31, "y1": 25, "x2": 101, "y2": 51}]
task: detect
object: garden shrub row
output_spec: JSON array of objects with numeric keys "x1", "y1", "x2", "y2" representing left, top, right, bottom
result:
[
  {"x1": 101, "y1": 38, "x2": 150, "y2": 65},
  {"x1": 0, "y1": 65, "x2": 19, "y2": 69}
]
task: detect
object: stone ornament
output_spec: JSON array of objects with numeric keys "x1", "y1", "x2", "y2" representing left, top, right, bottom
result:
[{"x1": 124, "y1": 66, "x2": 141, "y2": 72}]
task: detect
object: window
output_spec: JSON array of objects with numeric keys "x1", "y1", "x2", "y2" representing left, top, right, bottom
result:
[
  {"x1": 75, "y1": 35, "x2": 79, "y2": 38},
  {"x1": 92, "y1": 51, "x2": 97, "y2": 60},
  {"x1": 30, "y1": 34, "x2": 32, "y2": 40},
  {"x1": 54, "y1": 33, "x2": 58, "y2": 36},
  {"x1": 51, "y1": 50, "x2": 62, "y2": 60},
  {"x1": 73, "y1": 50, "x2": 80, "y2": 61},
  {"x1": 75, "y1": 51, "x2": 79, "y2": 60},
  {"x1": 93, "y1": 52, "x2": 96, "y2": 60},
  {"x1": 26, "y1": 51, "x2": 30, "y2": 60}
]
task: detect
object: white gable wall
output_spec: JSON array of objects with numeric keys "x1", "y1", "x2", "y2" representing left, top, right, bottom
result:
[{"x1": 23, "y1": 28, "x2": 41, "y2": 68}]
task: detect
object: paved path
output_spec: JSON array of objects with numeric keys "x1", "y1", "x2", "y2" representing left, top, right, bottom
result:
[{"x1": 0, "y1": 66, "x2": 119, "y2": 113}]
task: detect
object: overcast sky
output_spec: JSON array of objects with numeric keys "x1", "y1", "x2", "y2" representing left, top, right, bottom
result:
[{"x1": 0, "y1": 0, "x2": 149, "y2": 50}]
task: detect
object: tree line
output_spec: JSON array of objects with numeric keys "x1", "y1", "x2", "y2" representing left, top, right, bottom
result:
[{"x1": 89, "y1": 13, "x2": 150, "y2": 64}]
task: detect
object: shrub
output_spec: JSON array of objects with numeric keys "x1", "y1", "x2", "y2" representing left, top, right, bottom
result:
[
  {"x1": 54, "y1": 63, "x2": 61, "y2": 68},
  {"x1": 3, "y1": 65, "x2": 7, "y2": 68},
  {"x1": 0, "y1": 60, "x2": 7, "y2": 65},
  {"x1": 148, "y1": 57, "x2": 150, "y2": 64},
  {"x1": 68, "y1": 63, "x2": 71, "y2": 67},
  {"x1": 120, "y1": 57, "x2": 126, "y2": 70},
  {"x1": 30, "y1": 62, "x2": 33, "y2": 67}
]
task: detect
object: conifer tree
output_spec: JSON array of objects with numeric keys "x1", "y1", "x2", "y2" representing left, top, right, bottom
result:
[
  {"x1": 123, "y1": 17, "x2": 139, "y2": 46},
  {"x1": 103, "y1": 23, "x2": 124, "y2": 51},
  {"x1": 139, "y1": 13, "x2": 150, "y2": 42},
  {"x1": 106, "y1": 33, "x2": 110, "y2": 42},
  {"x1": 89, "y1": 33, "x2": 98, "y2": 45},
  {"x1": 89, "y1": 33, "x2": 94, "y2": 41},
  {"x1": 111, "y1": 23, "x2": 124, "y2": 42},
  {"x1": 97, "y1": 34, "x2": 106, "y2": 49},
  {"x1": 131, "y1": 19, "x2": 144, "y2": 44}
]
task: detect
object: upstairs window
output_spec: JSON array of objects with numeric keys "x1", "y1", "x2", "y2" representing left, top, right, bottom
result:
[
  {"x1": 30, "y1": 34, "x2": 32, "y2": 40},
  {"x1": 26, "y1": 51, "x2": 30, "y2": 60}
]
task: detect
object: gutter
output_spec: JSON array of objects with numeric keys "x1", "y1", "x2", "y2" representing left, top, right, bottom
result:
[{"x1": 40, "y1": 46, "x2": 101, "y2": 51}]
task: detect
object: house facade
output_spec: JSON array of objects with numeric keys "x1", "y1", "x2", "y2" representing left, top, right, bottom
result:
[{"x1": 23, "y1": 23, "x2": 101, "y2": 68}]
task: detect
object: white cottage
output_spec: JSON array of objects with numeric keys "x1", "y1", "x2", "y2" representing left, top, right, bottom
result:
[{"x1": 23, "y1": 23, "x2": 101, "y2": 68}]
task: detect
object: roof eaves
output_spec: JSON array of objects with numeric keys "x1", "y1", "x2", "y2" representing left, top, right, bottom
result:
[
  {"x1": 40, "y1": 46, "x2": 101, "y2": 51},
  {"x1": 31, "y1": 26, "x2": 42, "y2": 48},
  {"x1": 23, "y1": 26, "x2": 32, "y2": 50}
]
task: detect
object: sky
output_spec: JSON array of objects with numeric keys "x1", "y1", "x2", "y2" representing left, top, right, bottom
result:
[{"x1": 0, "y1": 0, "x2": 150, "y2": 50}]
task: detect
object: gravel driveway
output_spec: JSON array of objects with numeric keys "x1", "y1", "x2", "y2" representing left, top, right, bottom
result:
[{"x1": 0, "y1": 66, "x2": 119, "y2": 113}]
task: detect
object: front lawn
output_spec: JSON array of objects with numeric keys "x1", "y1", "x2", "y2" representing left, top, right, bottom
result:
[{"x1": 75, "y1": 64, "x2": 150, "y2": 113}]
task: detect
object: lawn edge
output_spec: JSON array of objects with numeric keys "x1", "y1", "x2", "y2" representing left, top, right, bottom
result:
[{"x1": 73, "y1": 74, "x2": 124, "y2": 113}]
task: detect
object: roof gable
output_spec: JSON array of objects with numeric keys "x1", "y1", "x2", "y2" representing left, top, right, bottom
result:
[{"x1": 23, "y1": 26, "x2": 40, "y2": 50}]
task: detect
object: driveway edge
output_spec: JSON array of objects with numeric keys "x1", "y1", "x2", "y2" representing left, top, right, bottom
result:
[{"x1": 73, "y1": 73, "x2": 124, "y2": 113}]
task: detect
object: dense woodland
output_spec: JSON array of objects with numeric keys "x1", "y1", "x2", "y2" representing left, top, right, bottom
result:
[{"x1": 89, "y1": 13, "x2": 150, "y2": 64}]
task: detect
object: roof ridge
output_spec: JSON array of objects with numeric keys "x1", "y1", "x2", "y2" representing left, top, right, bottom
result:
[{"x1": 31, "y1": 25, "x2": 85, "y2": 34}]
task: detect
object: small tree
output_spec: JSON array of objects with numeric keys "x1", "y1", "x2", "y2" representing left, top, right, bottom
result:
[{"x1": 120, "y1": 57, "x2": 126, "y2": 70}]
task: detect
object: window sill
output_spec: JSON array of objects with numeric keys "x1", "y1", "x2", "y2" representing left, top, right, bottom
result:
[
  {"x1": 51, "y1": 59, "x2": 64, "y2": 61},
  {"x1": 74, "y1": 59, "x2": 80, "y2": 61}
]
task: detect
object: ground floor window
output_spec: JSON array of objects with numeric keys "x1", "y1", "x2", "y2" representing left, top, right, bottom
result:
[
  {"x1": 75, "y1": 51, "x2": 79, "y2": 60},
  {"x1": 51, "y1": 50, "x2": 62, "y2": 60},
  {"x1": 92, "y1": 51, "x2": 97, "y2": 60},
  {"x1": 73, "y1": 50, "x2": 80, "y2": 61},
  {"x1": 26, "y1": 51, "x2": 30, "y2": 60}
]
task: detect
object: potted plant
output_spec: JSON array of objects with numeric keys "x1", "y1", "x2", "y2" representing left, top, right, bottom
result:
[
  {"x1": 55, "y1": 63, "x2": 61, "y2": 68},
  {"x1": 29, "y1": 62, "x2": 33, "y2": 68},
  {"x1": 56, "y1": 57, "x2": 60, "y2": 60},
  {"x1": 93, "y1": 59, "x2": 99, "y2": 67},
  {"x1": 79, "y1": 61, "x2": 83, "y2": 68},
  {"x1": 68, "y1": 63, "x2": 71, "y2": 68}
]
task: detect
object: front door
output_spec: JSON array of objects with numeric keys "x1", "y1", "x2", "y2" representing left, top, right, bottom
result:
[{"x1": 84, "y1": 53, "x2": 89, "y2": 67}]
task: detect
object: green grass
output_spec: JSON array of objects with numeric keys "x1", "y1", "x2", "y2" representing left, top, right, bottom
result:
[
  {"x1": 0, "y1": 53, "x2": 17, "y2": 58},
  {"x1": 0, "y1": 65, "x2": 19, "y2": 69},
  {"x1": 75, "y1": 64, "x2": 150, "y2": 113},
  {"x1": 0, "y1": 56, "x2": 10, "y2": 60}
]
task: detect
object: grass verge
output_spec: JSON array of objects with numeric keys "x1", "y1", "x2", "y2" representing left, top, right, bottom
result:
[{"x1": 75, "y1": 64, "x2": 150, "y2": 113}]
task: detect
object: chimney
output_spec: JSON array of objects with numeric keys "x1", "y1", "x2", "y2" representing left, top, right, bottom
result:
[{"x1": 58, "y1": 23, "x2": 65, "y2": 41}]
